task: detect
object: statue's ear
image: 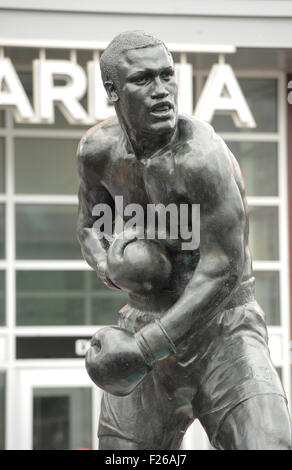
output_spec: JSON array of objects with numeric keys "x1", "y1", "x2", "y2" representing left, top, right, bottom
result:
[{"x1": 104, "y1": 81, "x2": 119, "y2": 103}]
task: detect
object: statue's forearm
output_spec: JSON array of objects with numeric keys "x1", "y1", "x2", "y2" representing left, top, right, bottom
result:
[
  {"x1": 78, "y1": 227, "x2": 121, "y2": 290},
  {"x1": 160, "y1": 267, "x2": 239, "y2": 344},
  {"x1": 78, "y1": 227, "x2": 108, "y2": 270},
  {"x1": 135, "y1": 255, "x2": 243, "y2": 362}
]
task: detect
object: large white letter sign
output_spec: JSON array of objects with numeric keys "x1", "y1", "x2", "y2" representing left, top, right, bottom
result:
[
  {"x1": 87, "y1": 61, "x2": 114, "y2": 121},
  {"x1": 0, "y1": 58, "x2": 34, "y2": 122},
  {"x1": 33, "y1": 59, "x2": 89, "y2": 124},
  {"x1": 194, "y1": 63, "x2": 256, "y2": 128},
  {"x1": 175, "y1": 63, "x2": 193, "y2": 115}
]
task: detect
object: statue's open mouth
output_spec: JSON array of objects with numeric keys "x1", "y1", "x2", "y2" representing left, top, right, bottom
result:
[
  {"x1": 150, "y1": 102, "x2": 173, "y2": 118},
  {"x1": 150, "y1": 101, "x2": 173, "y2": 113}
]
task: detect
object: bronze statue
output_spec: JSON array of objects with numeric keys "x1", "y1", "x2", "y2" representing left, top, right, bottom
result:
[{"x1": 77, "y1": 31, "x2": 292, "y2": 450}]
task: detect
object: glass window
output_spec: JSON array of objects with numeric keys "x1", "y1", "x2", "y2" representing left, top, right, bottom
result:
[
  {"x1": 227, "y1": 142, "x2": 278, "y2": 197},
  {"x1": 254, "y1": 271, "x2": 280, "y2": 326},
  {"x1": 0, "y1": 272, "x2": 5, "y2": 326},
  {"x1": 0, "y1": 111, "x2": 4, "y2": 128},
  {"x1": 248, "y1": 206, "x2": 279, "y2": 261},
  {"x1": 45, "y1": 49, "x2": 70, "y2": 60},
  {"x1": 0, "y1": 138, "x2": 5, "y2": 193},
  {"x1": 210, "y1": 78, "x2": 277, "y2": 133},
  {"x1": 276, "y1": 367, "x2": 283, "y2": 383},
  {"x1": 0, "y1": 371, "x2": 5, "y2": 450},
  {"x1": 90, "y1": 289, "x2": 127, "y2": 326},
  {"x1": 5, "y1": 47, "x2": 38, "y2": 66},
  {"x1": 0, "y1": 205, "x2": 4, "y2": 259},
  {"x1": 77, "y1": 50, "x2": 94, "y2": 67},
  {"x1": 16, "y1": 270, "x2": 126, "y2": 326},
  {"x1": 16, "y1": 204, "x2": 81, "y2": 259},
  {"x1": 15, "y1": 138, "x2": 79, "y2": 194},
  {"x1": 33, "y1": 387, "x2": 91, "y2": 450}
]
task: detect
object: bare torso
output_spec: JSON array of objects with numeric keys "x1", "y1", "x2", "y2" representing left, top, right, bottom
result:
[{"x1": 78, "y1": 114, "x2": 252, "y2": 313}]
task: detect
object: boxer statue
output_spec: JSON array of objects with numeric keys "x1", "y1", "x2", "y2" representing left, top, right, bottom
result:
[{"x1": 77, "y1": 31, "x2": 292, "y2": 450}]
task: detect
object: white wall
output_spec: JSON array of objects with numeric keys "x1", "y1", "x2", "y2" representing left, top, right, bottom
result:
[{"x1": 1, "y1": 1, "x2": 292, "y2": 49}]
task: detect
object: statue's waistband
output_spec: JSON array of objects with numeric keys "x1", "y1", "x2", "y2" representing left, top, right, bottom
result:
[{"x1": 120, "y1": 277, "x2": 256, "y2": 330}]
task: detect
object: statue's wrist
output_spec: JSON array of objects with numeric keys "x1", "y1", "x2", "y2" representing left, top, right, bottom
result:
[
  {"x1": 135, "y1": 320, "x2": 176, "y2": 367},
  {"x1": 96, "y1": 261, "x2": 120, "y2": 290},
  {"x1": 97, "y1": 258, "x2": 107, "y2": 276}
]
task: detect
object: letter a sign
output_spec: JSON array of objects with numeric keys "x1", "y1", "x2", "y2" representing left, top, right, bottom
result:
[
  {"x1": 0, "y1": 58, "x2": 34, "y2": 122},
  {"x1": 194, "y1": 63, "x2": 256, "y2": 128}
]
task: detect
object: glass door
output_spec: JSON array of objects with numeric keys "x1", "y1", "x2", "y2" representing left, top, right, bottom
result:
[
  {"x1": 10, "y1": 365, "x2": 100, "y2": 450},
  {"x1": 33, "y1": 387, "x2": 92, "y2": 450}
]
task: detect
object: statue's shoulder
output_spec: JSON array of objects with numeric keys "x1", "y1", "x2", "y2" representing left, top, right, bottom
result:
[
  {"x1": 178, "y1": 115, "x2": 234, "y2": 205},
  {"x1": 77, "y1": 116, "x2": 121, "y2": 169},
  {"x1": 178, "y1": 114, "x2": 231, "y2": 174},
  {"x1": 178, "y1": 113, "x2": 213, "y2": 136}
]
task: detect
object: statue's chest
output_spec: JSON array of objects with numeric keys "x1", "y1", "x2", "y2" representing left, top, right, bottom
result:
[
  {"x1": 141, "y1": 150, "x2": 187, "y2": 206},
  {"x1": 106, "y1": 150, "x2": 187, "y2": 209},
  {"x1": 106, "y1": 156, "x2": 148, "y2": 209}
]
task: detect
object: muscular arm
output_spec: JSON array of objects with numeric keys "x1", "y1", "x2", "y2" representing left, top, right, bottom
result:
[
  {"x1": 139, "y1": 132, "x2": 247, "y2": 350},
  {"x1": 160, "y1": 170, "x2": 246, "y2": 344},
  {"x1": 77, "y1": 130, "x2": 119, "y2": 289}
]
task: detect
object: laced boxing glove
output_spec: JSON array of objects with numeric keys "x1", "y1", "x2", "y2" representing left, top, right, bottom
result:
[{"x1": 86, "y1": 320, "x2": 176, "y2": 396}]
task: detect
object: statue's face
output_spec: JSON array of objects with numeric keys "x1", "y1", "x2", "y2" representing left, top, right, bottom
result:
[{"x1": 115, "y1": 45, "x2": 178, "y2": 136}]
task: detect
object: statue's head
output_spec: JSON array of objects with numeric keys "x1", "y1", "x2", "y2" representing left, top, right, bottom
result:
[{"x1": 100, "y1": 31, "x2": 178, "y2": 137}]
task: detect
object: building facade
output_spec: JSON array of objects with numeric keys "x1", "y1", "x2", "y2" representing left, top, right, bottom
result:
[{"x1": 0, "y1": 1, "x2": 292, "y2": 450}]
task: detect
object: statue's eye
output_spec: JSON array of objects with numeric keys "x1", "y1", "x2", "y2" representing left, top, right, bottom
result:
[
  {"x1": 135, "y1": 75, "x2": 148, "y2": 85},
  {"x1": 161, "y1": 70, "x2": 174, "y2": 81}
]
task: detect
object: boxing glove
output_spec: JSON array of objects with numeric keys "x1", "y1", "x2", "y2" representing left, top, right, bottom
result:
[
  {"x1": 96, "y1": 259, "x2": 121, "y2": 290},
  {"x1": 86, "y1": 322, "x2": 176, "y2": 396},
  {"x1": 106, "y1": 233, "x2": 172, "y2": 294}
]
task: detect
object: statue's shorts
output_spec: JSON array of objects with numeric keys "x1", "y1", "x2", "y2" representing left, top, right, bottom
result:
[{"x1": 98, "y1": 278, "x2": 287, "y2": 449}]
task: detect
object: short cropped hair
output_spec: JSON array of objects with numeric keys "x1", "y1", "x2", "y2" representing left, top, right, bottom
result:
[{"x1": 100, "y1": 30, "x2": 169, "y2": 87}]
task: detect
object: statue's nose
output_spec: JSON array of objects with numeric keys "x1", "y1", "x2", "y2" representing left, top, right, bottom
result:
[{"x1": 151, "y1": 78, "x2": 169, "y2": 99}]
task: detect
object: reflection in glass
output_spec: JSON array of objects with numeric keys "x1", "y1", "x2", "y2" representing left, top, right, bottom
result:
[
  {"x1": 248, "y1": 206, "x2": 278, "y2": 261},
  {"x1": 16, "y1": 270, "x2": 126, "y2": 326},
  {"x1": 210, "y1": 78, "x2": 277, "y2": 133},
  {"x1": 16, "y1": 204, "x2": 81, "y2": 259},
  {"x1": 0, "y1": 205, "x2": 4, "y2": 259},
  {"x1": 15, "y1": 138, "x2": 79, "y2": 194},
  {"x1": 0, "y1": 138, "x2": 5, "y2": 193},
  {"x1": 0, "y1": 272, "x2": 5, "y2": 326},
  {"x1": 254, "y1": 271, "x2": 280, "y2": 326},
  {"x1": 33, "y1": 387, "x2": 92, "y2": 450},
  {"x1": 0, "y1": 372, "x2": 5, "y2": 450},
  {"x1": 227, "y1": 142, "x2": 278, "y2": 197}
]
